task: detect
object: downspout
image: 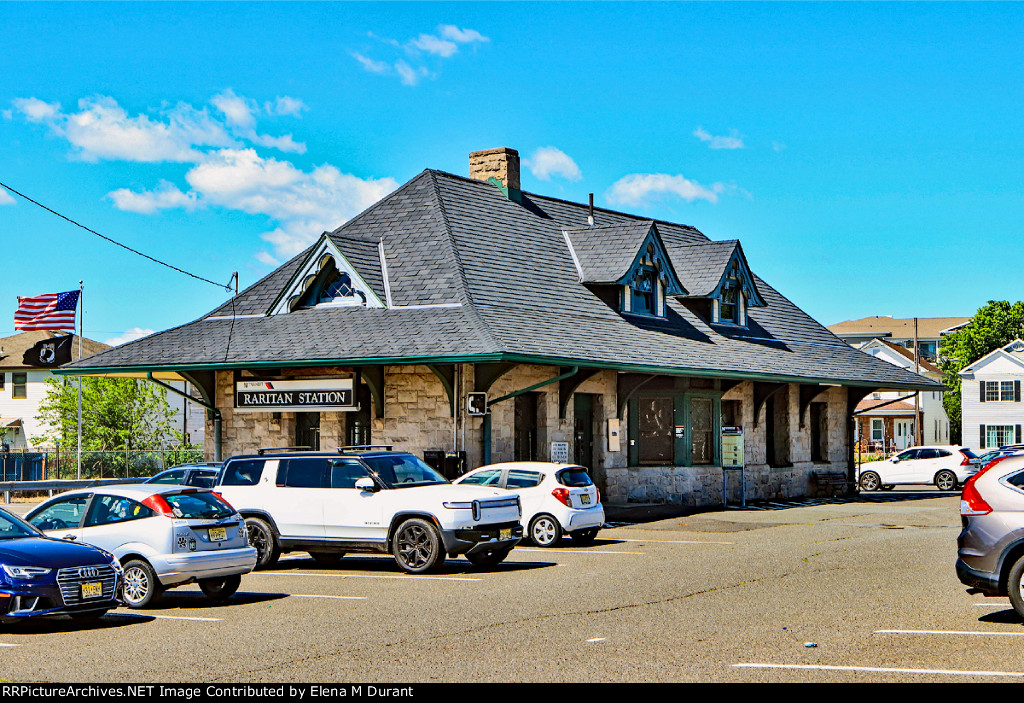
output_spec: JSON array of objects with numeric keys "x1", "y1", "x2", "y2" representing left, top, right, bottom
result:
[
  {"x1": 147, "y1": 373, "x2": 223, "y2": 462},
  {"x1": 483, "y1": 366, "x2": 579, "y2": 464}
]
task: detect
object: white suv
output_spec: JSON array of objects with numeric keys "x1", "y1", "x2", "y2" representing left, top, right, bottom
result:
[
  {"x1": 858, "y1": 445, "x2": 978, "y2": 491},
  {"x1": 214, "y1": 448, "x2": 523, "y2": 573}
]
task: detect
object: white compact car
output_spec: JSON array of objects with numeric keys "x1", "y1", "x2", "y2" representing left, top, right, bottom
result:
[
  {"x1": 858, "y1": 445, "x2": 979, "y2": 491},
  {"x1": 25, "y1": 485, "x2": 257, "y2": 608},
  {"x1": 455, "y1": 462, "x2": 604, "y2": 547}
]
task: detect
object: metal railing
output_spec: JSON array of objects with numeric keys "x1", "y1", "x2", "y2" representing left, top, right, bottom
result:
[{"x1": 0, "y1": 447, "x2": 204, "y2": 482}]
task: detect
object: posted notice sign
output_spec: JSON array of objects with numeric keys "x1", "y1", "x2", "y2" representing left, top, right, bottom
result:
[{"x1": 235, "y1": 378, "x2": 356, "y2": 412}]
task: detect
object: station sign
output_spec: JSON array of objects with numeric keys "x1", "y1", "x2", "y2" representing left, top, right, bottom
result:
[{"x1": 234, "y1": 378, "x2": 356, "y2": 412}]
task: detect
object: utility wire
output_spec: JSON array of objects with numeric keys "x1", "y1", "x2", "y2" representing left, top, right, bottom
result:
[{"x1": 0, "y1": 180, "x2": 233, "y2": 291}]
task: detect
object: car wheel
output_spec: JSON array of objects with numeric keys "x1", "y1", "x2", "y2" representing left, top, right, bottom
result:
[
  {"x1": 569, "y1": 528, "x2": 599, "y2": 546},
  {"x1": 859, "y1": 471, "x2": 881, "y2": 492},
  {"x1": 245, "y1": 517, "x2": 280, "y2": 570},
  {"x1": 935, "y1": 470, "x2": 958, "y2": 491},
  {"x1": 392, "y1": 518, "x2": 444, "y2": 574},
  {"x1": 465, "y1": 548, "x2": 511, "y2": 567},
  {"x1": 198, "y1": 575, "x2": 241, "y2": 603},
  {"x1": 309, "y1": 551, "x2": 345, "y2": 566},
  {"x1": 120, "y1": 560, "x2": 164, "y2": 609},
  {"x1": 1008, "y1": 556, "x2": 1024, "y2": 620},
  {"x1": 529, "y1": 514, "x2": 562, "y2": 547}
]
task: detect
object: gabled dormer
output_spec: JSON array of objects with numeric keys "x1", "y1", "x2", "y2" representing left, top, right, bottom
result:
[
  {"x1": 665, "y1": 240, "x2": 765, "y2": 327},
  {"x1": 268, "y1": 233, "x2": 387, "y2": 316},
  {"x1": 564, "y1": 221, "x2": 686, "y2": 319}
]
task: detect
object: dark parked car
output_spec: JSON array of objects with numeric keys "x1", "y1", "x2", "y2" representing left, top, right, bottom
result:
[
  {"x1": 0, "y1": 507, "x2": 122, "y2": 623},
  {"x1": 143, "y1": 463, "x2": 222, "y2": 488},
  {"x1": 957, "y1": 454, "x2": 1024, "y2": 617}
]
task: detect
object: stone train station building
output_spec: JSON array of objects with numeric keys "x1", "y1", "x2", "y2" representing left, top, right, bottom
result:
[{"x1": 61, "y1": 148, "x2": 940, "y2": 508}]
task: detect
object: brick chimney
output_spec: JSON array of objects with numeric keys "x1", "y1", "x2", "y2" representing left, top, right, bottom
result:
[{"x1": 469, "y1": 147, "x2": 521, "y2": 201}]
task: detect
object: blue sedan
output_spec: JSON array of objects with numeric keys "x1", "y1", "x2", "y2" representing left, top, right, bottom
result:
[{"x1": 0, "y1": 507, "x2": 121, "y2": 623}]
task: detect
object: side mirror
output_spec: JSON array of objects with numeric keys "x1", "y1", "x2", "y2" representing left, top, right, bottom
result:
[{"x1": 355, "y1": 477, "x2": 377, "y2": 493}]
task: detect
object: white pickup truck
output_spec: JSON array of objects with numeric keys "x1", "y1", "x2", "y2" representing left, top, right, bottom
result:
[{"x1": 214, "y1": 448, "x2": 523, "y2": 573}]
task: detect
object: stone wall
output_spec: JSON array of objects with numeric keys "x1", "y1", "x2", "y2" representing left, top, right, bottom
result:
[{"x1": 207, "y1": 368, "x2": 853, "y2": 509}]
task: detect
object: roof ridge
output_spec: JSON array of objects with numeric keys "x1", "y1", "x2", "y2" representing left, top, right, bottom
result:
[{"x1": 427, "y1": 169, "x2": 707, "y2": 237}]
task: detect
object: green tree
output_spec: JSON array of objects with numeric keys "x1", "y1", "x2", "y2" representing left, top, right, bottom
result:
[
  {"x1": 939, "y1": 300, "x2": 1024, "y2": 444},
  {"x1": 33, "y1": 375, "x2": 186, "y2": 451}
]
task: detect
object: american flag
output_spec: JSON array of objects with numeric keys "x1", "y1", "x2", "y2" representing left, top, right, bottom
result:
[{"x1": 14, "y1": 290, "x2": 80, "y2": 331}]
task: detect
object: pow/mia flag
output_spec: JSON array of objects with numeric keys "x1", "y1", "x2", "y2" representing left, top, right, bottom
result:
[{"x1": 22, "y1": 335, "x2": 74, "y2": 367}]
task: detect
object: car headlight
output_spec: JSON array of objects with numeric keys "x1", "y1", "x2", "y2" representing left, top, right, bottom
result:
[
  {"x1": 2, "y1": 564, "x2": 52, "y2": 579},
  {"x1": 442, "y1": 501, "x2": 473, "y2": 509}
]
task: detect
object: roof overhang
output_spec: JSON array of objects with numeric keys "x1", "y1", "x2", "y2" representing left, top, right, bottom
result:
[{"x1": 55, "y1": 352, "x2": 944, "y2": 392}]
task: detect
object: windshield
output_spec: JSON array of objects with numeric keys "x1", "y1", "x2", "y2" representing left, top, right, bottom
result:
[
  {"x1": 0, "y1": 510, "x2": 41, "y2": 540},
  {"x1": 361, "y1": 455, "x2": 448, "y2": 488},
  {"x1": 163, "y1": 492, "x2": 235, "y2": 520}
]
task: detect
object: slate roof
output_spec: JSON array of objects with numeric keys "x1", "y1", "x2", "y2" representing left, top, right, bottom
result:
[
  {"x1": 563, "y1": 222, "x2": 659, "y2": 284},
  {"x1": 665, "y1": 240, "x2": 740, "y2": 298},
  {"x1": 64, "y1": 169, "x2": 940, "y2": 391}
]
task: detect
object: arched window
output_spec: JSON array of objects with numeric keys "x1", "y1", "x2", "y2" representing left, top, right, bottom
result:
[{"x1": 290, "y1": 256, "x2": 367, "y2": 311}]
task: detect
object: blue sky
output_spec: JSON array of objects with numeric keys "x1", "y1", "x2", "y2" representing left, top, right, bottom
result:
[{"x1": 2, "y1": 2, "x2": 1022, "y2": 345}]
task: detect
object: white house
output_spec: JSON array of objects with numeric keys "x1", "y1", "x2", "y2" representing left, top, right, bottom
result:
[
  {"x1": 0, "y1": 330, "x2": 204, "y2": 450},
  {"x1": 828, "y1": 316, "x2": 969, "y2": 364},
  {"x1": 960, "y1": 339, "x2": 1024, "y2": 450},
  {"x1": 855, "y1": 337, "x2": 950, "y2": 449}
]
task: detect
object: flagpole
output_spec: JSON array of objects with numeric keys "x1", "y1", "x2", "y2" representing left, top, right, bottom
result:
[{"x1": 77, "y1": 281, "x2": 83, "y2": 480}]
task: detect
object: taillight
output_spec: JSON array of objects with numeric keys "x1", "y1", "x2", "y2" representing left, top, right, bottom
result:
[
  {"x1": 595, "y1": 487, "x2": 601, "y2": 504},
  {"x1": 960, "y1": 452, "x2": 972, "y2": 466},
  {"x1": 960, "y1": 477, "x2": 992, "y2": 516},
  {"x1": 212, "y1": 492, "x2": 235, "y2": 510},
  {"x1": 552, "y1": 487, "x2": 571, "y2": 507},
  {"x1": 142, "y1": 494, "x2": 175, "y2": 517}
]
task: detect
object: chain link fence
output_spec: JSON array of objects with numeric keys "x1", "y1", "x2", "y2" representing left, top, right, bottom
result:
[{"x1": 0, "y1": 447, "x2": 205, "y2": 482}]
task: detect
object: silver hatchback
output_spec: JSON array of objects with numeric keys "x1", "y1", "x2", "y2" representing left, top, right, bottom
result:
[{"x1": 956, "y1": 453, "x2": 1024, "y2": 616}]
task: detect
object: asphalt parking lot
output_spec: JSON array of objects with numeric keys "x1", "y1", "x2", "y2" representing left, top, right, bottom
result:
[{"x1": 3, "y1": 488, "x2": 1023, "y2": 683}]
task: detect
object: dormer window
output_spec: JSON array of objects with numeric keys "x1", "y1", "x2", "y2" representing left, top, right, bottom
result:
[
  {"x1": 292, "y1": 257, "x2": 367, "y2": 310},
  {"x1": 720, "y1": 278, "x2": 740, "y2": 324},
  {"x1": 630, "y1": 265, "x2": 658, "y2": 316},
  {"x1": 268, "y1": 233, "x2": 386, "y2": 316}
]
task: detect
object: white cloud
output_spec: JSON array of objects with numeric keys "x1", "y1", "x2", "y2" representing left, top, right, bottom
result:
[
  {"x1": 106, "y1": 148, "x2": 399, "y2": 259},
  {"x1": 352, "y1": 51, "x2": 390, "y2": 74},
  {"x1": 395, "y1": 60, "x2": 430, "y2": 86},
  {"x1": 16, "y1": 91, "x2": 396, "y2": 262},
  {"x1": 606, "y1": 173, "x2": 727, "y2": 208},
  {"x1": 440, "y1": 25, "x2": 489, "y2": 44},
  {"x1": 693, "y1": 126, "x2": 745, "y2": 150},
  {"x1": 524, "y1": 146, "x2": 582, "y2": 182},
  {"x1": 12, "y1": 97, "x2": 61, "y2": 123},
  {"x1": 268, "y1": 96, "x2": 307, "y2": 118},
  {"x1": 0, "y1": 187, "x2": 15, "y2": 206},
  {"x1": 104, "y1": 327, "x2": 155, "y2": 347},
  {"x1": 108, "y1": 180, "x2": 199, "y2": 214},
  {"x1": 411, "y1": 33, "x2": 459, "y2": 58},
  {"x1": 355, "y1": 25, "x2": 488, "y2": 85}
]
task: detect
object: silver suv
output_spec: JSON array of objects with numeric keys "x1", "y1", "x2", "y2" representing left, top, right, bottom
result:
[
  {"x1": 215, "y1": 447, "x2": 523, "y2": 574},
  {"x1": 956, "y1": 453, "x2": 1024, "y2": 616}
]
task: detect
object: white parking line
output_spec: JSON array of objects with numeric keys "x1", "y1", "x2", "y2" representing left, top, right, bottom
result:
[
  {"x1": 618, "y1": 538, "x2": 735, "y2": 545},
  {"x1": 513, "y1": 548, "x2": 645, "y2": 555},
  {"x1": 291, "y1": 594, "x2": 367, "y2": 600},
  {"x1": 255, "y1": 571, "x2": 481, "y2": 582},
  {"x1": 0, "y1": 644, "x2": 21, "y2": 647},
  {"x1": 111, "y1": 612, "x2": 222, "y2": 622},
  {"x1": 734, "y1": 663, "x2": 1024, "y2": 678},
  {"x1": 876, "y1": 629, "x2": 1024, "y2": 637}
]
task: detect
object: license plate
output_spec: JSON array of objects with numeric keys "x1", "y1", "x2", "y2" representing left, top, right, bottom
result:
[
  {"x1": 581, "y1": 494, "x2": 591, "y2": 505},
  {"x1": 81, "y1": 582, "x2": 103, "y2": 599},
  {"x1": 499, "y1": 528, "x2": 512, "y2": 540},
  {"x1": 209, "y1": 527, "x2": 227, "y2": 542}
]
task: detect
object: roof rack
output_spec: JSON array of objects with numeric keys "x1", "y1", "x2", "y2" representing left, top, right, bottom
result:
[
  {"x1": 337, "y1": 445, "x2": 394, "y2": 453},
  {"x1": 256, "y1": 446, "x2": 313, "y2": 456}
]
